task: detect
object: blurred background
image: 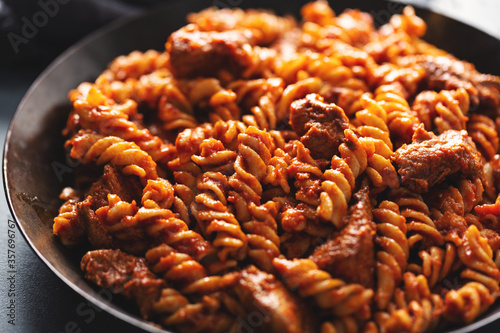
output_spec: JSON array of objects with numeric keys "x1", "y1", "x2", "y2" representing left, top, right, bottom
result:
[
  {"x1": 1, "y1": 0, "x2": 499, "y2": 65},
  {"x1": 0, "y1": 1, "x2": 499, "y2": 333}
]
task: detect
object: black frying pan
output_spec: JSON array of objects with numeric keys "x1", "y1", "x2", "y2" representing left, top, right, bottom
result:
[{"x1": 4, "y1": 1, "x2": 500, "y2": 332}]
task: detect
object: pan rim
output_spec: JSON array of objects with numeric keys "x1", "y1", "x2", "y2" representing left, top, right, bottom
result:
[{"x1": 3, "y1": 1, "x2": 500, "y2": 332}]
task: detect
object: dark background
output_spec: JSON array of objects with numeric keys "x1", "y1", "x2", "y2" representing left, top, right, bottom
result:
[
  {"x1": 0, "y1": 1, "x2": 500, "y2": 332},
  {"x1": 1, "y1": 2, "x2": 173, "y2": 332}
]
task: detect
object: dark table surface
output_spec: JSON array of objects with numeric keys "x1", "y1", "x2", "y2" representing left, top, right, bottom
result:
[{"x1": 1, "y1": 1, "x2": 500, "y2": 333}]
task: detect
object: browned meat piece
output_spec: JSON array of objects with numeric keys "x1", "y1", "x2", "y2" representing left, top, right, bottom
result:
[
  {"x1": 475, "y1": 196, "x2": 500, "y2": 234},
  {"x1": 167, "y1": 25, "x2": 255, "y2": 78},
  {"x1": 79, "y1": 201, "x2": 115, "y2": 249},
  {"x1": 53, "y1": 188, "x2": 84, "y2": 247},
  {"x1": 188, "y1": 7, "x2": 296, "y2": 45},
  {"x1": 394, "y1": 127, "x2": 483, "y2": 193},
  {"x1": 487, "y1": 155, "x2": 500, "y2": 197},
  {"x1": 290, "y1": 94, "x2": 350, "y2": 160},
  {"x1": 270, "y1": 28, "x2": 301, "y2": 60},
  {"x1": 480, "y1": 229, "x2": 500, "y2": 252},
  {"x1": 434, "y1": 212, "x2": 468, "y2": 238},
  {"x1": 309, "y1": 187, "x2": 376, "y2": 288},
  {"x1": 424, "y1": 178, "x2": 483, "y2": 217},
  {"x1": 85, "y1": 164, "x2": 143, "y2": 210},
  {"x1": 81, "y1": 249, "x2": 165, "y2": 318},
  {"x1": 408, "y1": 55, "x2": 500, "y2": 115},
  {"x1": 321, "y1": 86, "x2": 365, "y2": 117},
  {"x1": 225, "y1": 265, "x2": 316, "y2": 333},
  {"x1": 77, "y1": 164, "x2": 144, "y2": 251},
  {"x1": 54, "y1": 164, "x2": 144, "y2": 249}
]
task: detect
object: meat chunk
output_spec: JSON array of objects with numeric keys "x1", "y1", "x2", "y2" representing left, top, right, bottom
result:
[
  {"x1": 475, "y1": 196, "x2": 500, "y2": 234},
  {"x1": 290, "y1": 94, "x2": 350, "y2": 160},
  {"x1": 81, "y1": 249, "x2": 165, "y2": 318},
  {"x1": 226, "y1": 265, "x2": 316, "y2": 333},
  {"x1": 53, "y1": 188, "x2": 84, "y2": 247},
  {"x1": 394, "y1": 127, "x2": 483, "y2": 193},
  {"x1": 78, "y1": 164, "x2": 144, "y2": 250},
  {"x1": 434, "y1": 212, "x2": 468, "y2": 238},
  {"x1": 85, "y1": 164, "x2": 143, "y2": 210},
  {"x1": 321, "y1": 86, "x2": 365, "y2": 118},
  {"x1": 408, "y1": 55, "x2": 500, "y2": 115},
  {"x1": 188, "y1": 8, "x2": 296, "y2": 45},
  {"x1": 54, "y1": 164, "x2": 144, "y2": 249},
  {"x1": 480, "y1": 229, "x2": 500, "y2": 253},
  {"x1": 309, "y1": 187, "x2": 376, "y2": 288},
  {"x1": 270, "y1": 28, "x2": 302, "y2": 61},
  {"x1": 167, "y1": 25, "x2": 255, "y2": 78}
]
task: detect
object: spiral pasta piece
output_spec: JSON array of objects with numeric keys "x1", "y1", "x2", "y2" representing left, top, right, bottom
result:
[
  {"x1": 287, "y1": 140, "x2": 323, "y2": 207},
  {"x1": 94, "y1": 51, "x2": 175, "y2": 104},
  {"x1": 263, "y1": 147, "x2": 292, "y2": 196},
  {"x1": 467, "y1": 114, "x2": 499, "y2": 161},
  {"x1": 191, "y1": 171, "x2": 247, "y2": 262},
  {"x1": 280, "y1": 140, "x2": 333, "y2": 239},
  {"x1": 150, "y1": 287, "x2": 189, "y2": 319},
  {"x1": 274, "y1": 51, "x2": 368, "y2": 94},
  {"x1": 455, "y1": 225, "x2": 500, "y2": 292},
  {"x1": 230, "y1": 78, "x2": 284, "y2": 130},
  {"x1": 443, "y1": 282, "x2": 495, "y2": 324},
  {"x1": 99, "y1": 50, "x2": 169, "y2": 82},
  {"x1": 374, "y1": 84, "x2": 420, "y2": 147},
  {"x1": 142, "y1": 177, "x2": 194, "y2": 230},
  {"x1": 167, "y1": 124, "x2": 214, "y2": 182},
  {"x1": 427, "y1": 178, "x2": 484, "y2": 218},
  {"x1": 273, "y1": 258, "x2": 373, "y2": 318},
  {"x1": 66, "y1": 83, "x2": 137, "y2": 135},
  {"x1": 68, "y1": 84, "x2": 178, "y2": 164},
  {"x1": 384, "y1": 297, "x2": 442, "y2": 333},
  {"x1": 158, "y1": 95, "x2": 198, "y2": 131},
  {"x1": 355, "y1": 94, "x2": 399, "y2": 189},
  {"x1": 243, "y1": 201, "x2": 281, "y2": 272},
  {"x1": 383, "y1": 272, "x2": 444, "y2": 333},
  {"x1": 97, "y1": 67, "x2": 192, "y2": 112},
  {"x1": 412, "y1": 88, "x2": 469, "y2": 134},
  {"x1": 211, "y1": 119, "x2": 248, "y2": 150},
  {"x1": 228, "y1": 126, "x2": 275, "y2": 221},
  {"x1": 174, "y1": 124, "x2": 215, "y2": 161},
  {"x1": 407, "y1": 243, "x2": 459, "y2": 289},
  {"x1": 155, "y1": 292, "x2": 235, "y2": 333},
  {"x1": 373, "y1": 200, "x2": 408, "y2": 310},
  {"x1": 142, "y1": 178, "x2": 175, "y2": 209},
  {"x1": 390, "y1": 188, "x2": 444, "y2": 248},
  {"x1": 146, "y1": 244, "x2": 224, "y2": 296},
  {"x1": 317, "y1": 129, "x2": 367, "y2": 229},
  {"x1": 67, "y1": 131, "x2": 158, "y2": 180},
  {"x1": 96, "y1": 194, "x2": 213, "y2": 261},
  {"x1": 191, "y1": 138, "x2": 238, "y2": 174},
  {"x1": 369, "y1": 62, "x2": 425, "y2": 99}
]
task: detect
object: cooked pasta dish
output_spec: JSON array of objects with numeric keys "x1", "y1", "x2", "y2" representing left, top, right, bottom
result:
[{"x1": 53, "y1": 2, "x2": 500, "y2": 332}]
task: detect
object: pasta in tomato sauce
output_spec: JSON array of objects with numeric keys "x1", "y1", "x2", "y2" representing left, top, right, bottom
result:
[{"x1": 54, "y1": 2, "x2": 500, "y2": 332}]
